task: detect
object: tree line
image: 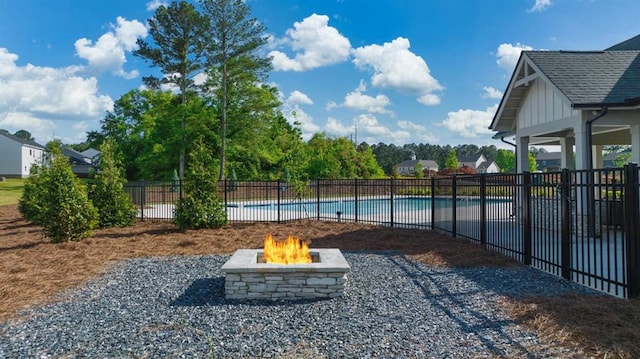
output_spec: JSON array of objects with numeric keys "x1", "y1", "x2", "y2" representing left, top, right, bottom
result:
[{"x1": 64, "y1": 0, "x2": 522, "y2": 180}]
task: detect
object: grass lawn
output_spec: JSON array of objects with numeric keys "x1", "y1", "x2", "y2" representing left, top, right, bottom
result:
[{"x1": 0, "y1": 178, "x2": 23, "y2": 205}]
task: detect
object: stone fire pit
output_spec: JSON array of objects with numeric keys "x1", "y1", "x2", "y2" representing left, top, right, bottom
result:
[{"x1": 221, "y1": 249, "x2": 350, "y2": 300}]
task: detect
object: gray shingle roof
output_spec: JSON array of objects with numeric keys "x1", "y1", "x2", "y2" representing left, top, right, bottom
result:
[
  {"x1": 0, "y1": 131, "x2": 46, "y2": 149},
  {"x1": 525, "y1": 50, "x2": 640, "y2": 107},
  {"x1": 606, "y1": 34, "x2": 640, "y2": 51}
]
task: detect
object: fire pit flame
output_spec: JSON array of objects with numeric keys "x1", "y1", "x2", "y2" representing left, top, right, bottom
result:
[{"x1": 263, "y1": 234, "x2": 312, "y2": 264}]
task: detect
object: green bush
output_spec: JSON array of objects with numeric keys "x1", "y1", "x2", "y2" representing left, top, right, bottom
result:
[
  {"x1": 88, "y1": 139, "x2": 137, "y2": 228},
  {"x1": 39, "y1": 144, "x2": 98, "y2": 242},
  {"x1": 174, "y1": 138, "x2": 227, "y2": 229},
  {"x1": 19, "y1": 163, "x2": 48, "y2": 224}
]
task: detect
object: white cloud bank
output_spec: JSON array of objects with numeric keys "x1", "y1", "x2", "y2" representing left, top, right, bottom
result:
[
  {"x1": 496, "y1": 42, "x2": 533, "y2": 70},
  {"x1": 75, "y1": 17, "x2": 147, "y2": 79},
  {"x1": 326, "y1": 80, "x2": 392, "y2": 115},
  {"x1": 352, "y1": 37, "x2": 443, "y2": 106},
  {"x1": 441, "y1": 104, "x2": 498, "y2": 138},
  {"x1": 146, "y1": 0, "x2": 168, "y2": 11},
  {"x1": 269, "y1": 14, "x2": 351, "y2": 72},
  {"x1": 0, "y1": 48, "x2": 114, "y2": 143},
  {"x1": 324, "y1": 114, "x2": 437, "y2": 145},
  {"x1": 482, "y1": 86, "x2": 503, "y2": 99}
]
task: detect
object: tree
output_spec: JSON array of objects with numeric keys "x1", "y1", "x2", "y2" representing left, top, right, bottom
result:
[
  {"x1": 496, "y1": 149, "x2": 515, "y2": 173},
  {"x1": 173, "y1": 137, "x2": 227, "y2": 229},
  {"x1": 134, "y1": 0, "x2": 210, "y2": 180},
  {"x1": 201, "y1": 0, "x2": 272, "y2": 180},
  {"x1": 444, "y1": 149, "x2": 459, "y2": 170},
  {"x1": 36, "y1": 142, "x2": 98, "y2": 242},
  {"x1": 528, "y1": 151, "x2": 538, "y2": 172},
  {"x1": 13, "y1": 130, "x2": 34, "y2": 141},
  {"x1": 88, "y1": 139, "x2": 137, "y2": 228},
  {"x1": 414, "y1": 163, "x2": 424, "y2": 178}
]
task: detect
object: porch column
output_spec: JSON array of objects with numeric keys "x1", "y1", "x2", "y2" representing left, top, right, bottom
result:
[
  {"x1": 632, "y1": 124, "x2": 640, "y2": 164},
  {"x1": 574, "y1": 124, "x2": 590, "y2": 171},
  {"x1": 517, "y1": 135, "x2": 530, "y2": 173},
  {"x1": 559, "y1": 136, "x2": 575, "y2": 170},
  {"x1": 594, "y1": 145, "x2": 604, "y2": 169}
]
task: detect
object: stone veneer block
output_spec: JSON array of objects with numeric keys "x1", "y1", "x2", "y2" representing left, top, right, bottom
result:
[{"x1": 221, "y1": 249, "x2": 350, "y2": 300}]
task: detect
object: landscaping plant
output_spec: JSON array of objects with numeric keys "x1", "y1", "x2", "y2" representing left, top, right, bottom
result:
[
  {"x1": 88, "y1": 139, "x2": 137, "y2": 228},
  {"x1": 24, "y1": 143, "x2": 98, "y2": 242},
  {"x1": 174, "y1": 138, "x2": 227, "y2": 229}
]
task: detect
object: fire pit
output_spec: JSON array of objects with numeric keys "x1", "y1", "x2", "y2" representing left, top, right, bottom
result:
[{"x1": 221, "y1": 235, "x2": 350, "y2": 300}]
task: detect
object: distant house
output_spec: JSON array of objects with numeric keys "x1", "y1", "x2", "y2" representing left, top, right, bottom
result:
[
  {"x1": 395, "y1": 159, "x2": 439, "y2": 175},
  {"x1": 535, "y1": 152, "x2": 562, "y2": 171},
  {"x1": 0, "y1": 131, "x2": 46, "y2": 178},
  {"x1": 62, "y1": 147, "x2": 98, "y2": 178},
  {"x1": 458, "y1": 154, "x2": 501, "y2": 174},
  {"x1": 80, "y1": 148, "x2": 101, "y2": 165}
]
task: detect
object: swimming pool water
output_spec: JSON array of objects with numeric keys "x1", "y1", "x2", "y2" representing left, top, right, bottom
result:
[{"x1": 247, "y1": 197, "x2": 490, "y2": 216}]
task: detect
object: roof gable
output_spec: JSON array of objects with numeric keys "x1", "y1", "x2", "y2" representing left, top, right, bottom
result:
[
  {"x1": 0, "y1": 131, "x2": 46, "y2": 149},
  {"x1": 606, "y1": 34, "x2": 640, "y2": 51},
  {"x1": 491, "y1": 49, "x2": 640, "y2": 131},
  {"x1": 525, "y1": 50, "x2": 640, "y2": 107}
]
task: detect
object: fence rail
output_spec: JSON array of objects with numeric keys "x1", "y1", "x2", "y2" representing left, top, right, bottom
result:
[{"x1": 123, "y1": 163, "x2": 640, "y2": 298}]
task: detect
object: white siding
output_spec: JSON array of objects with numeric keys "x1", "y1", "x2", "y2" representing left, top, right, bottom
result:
[
  {"x1": 0, "y1": 135, "x2": 22, "y2": 177},
  {"x1": 20, "y1": 145, "x2": 45, "y2": 177},
  {"x1": 518, "y1": 80, "x2": 577, "y2": 130}
]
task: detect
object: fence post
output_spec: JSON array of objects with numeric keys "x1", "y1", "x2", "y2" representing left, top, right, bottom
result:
[
  {"x1": 624, "y1": 163, "x2": 640, "y2": 297},
  {"x1": 522, "y1": 171, "x2": 532, "y2": 265},
  {"x1": 316, "y1": 179, "x2": 321, "y2": 221},
  {"x1": 277, "y1": 179, "x2": 281, "y2": 224},
  {"x1": 354, "y1": 178, "x2": 359, "y2": 223},
  {"x1": 390, "y1": 177, "x2": 395, "y2": 228},
  {"x1": 452, "y1": 175, "x2": 457, "y2": 237},
  {"x1": 224, "y1": 179, "x2": 228, "y2": 212},
  {"x1": 561, "y1": 168, "x2": 572, "y2": 280},
  {"x1": 430, "y1": 178, "x2": 435, "y2": 230},
  {"x1": 140, "y1": 179, "x2": 145, "y2": 222},
  {"x1": 480, "y1": 175, "x2": 487, "y2": 249}
]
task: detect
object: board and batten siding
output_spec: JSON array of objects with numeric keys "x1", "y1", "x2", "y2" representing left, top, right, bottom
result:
[{"x1": 517, "y1": 79, "x2": 579, "y2": 130}]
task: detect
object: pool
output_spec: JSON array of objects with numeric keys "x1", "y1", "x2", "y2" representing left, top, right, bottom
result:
[{"x1": 244, "y1": 197, "x2": 490, "y2": 216}]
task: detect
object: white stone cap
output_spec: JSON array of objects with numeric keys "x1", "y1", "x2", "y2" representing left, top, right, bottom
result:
[{"x1": 221, "y1": 248, "x2": 351, "y2": 273}]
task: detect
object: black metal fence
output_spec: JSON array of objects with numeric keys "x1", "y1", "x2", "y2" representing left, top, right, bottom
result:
[{"x1": 123, "y1": 163, "x2": 640, "y2": 298}]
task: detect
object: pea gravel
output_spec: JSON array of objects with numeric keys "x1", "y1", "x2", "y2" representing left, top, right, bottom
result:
[{"x1": 0, "y1": 252, "x2": 599, "y2": 358}]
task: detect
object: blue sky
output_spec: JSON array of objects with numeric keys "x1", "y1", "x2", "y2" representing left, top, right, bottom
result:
[{"x1": 1, "y1": 0, "x2": 639, "y2": 148}]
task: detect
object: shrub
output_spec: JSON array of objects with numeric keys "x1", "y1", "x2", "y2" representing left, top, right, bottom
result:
[
  {"x1": 39, "y1": 144, "x2": 98, "y2": 242},
  {"x1": 174, "y1": 138, "x2": 227, "y2": 229},
  {"x1": 88, "y1": 139, "x2": 137, "y2": 228},
  {"x1": 19, "y1": 163, "x2": 48, "y2": 224}
]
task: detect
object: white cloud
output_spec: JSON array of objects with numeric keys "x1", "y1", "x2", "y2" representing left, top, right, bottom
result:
[
  {"x1": 441, "y1": 104, "x2": 498, "y2": 138},
  {"x1": 0, "y1": 48, "x2": 113, "y2": 143},
  {"x1": 482, "y1": 86, "x2": 503, "y2": 99},
  {"x1": 146, "y1": 0, "x2": 168, "y2": 11},
  {"x1": 327, "y1": 80, "x2": 392, "y2": 114},
  {"x1": 352, "y1": 37, "x2": 443, "y2": 106},
  {"x1": 75, "y1": 17, "x2": 147, "y2": 79},
  {"x1": 269, "y1": 14, "x2": 351, "y2": 72},
  {"x1": 496, "y1": 43, "x2": 533, "y2": 70},
  {"x1": 323, "y1": 114, "x2": 436, "y2": 145},
  {"x1": 287, "y1": 90, "x2": 313, "y2": 105},
  {"x1": 529, "y1": 0, "x2": 552, "y2": 12}
]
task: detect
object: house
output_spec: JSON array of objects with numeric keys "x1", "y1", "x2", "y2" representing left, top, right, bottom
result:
[
  {"x1": 490, "y1": 34, "x2": 640, "y2": 173},
  {"x1": 535, "y1": 152, "x2": 562, "y2": 171},
  {"x1": 395, "y1": 159, "x2": 439, "y2": 175},
  {"x1": 80, "y1": 148, "x2": 101, "y2": 165},
  {"x1": 458, "y1": 154, "x2": 501, "y2": 174},
  {"x1": 62, "y1": 147, "x2": 97, "y2": 178},
  {"x1": 0, "y1": 131, "x2": 46, "y2": 178}
]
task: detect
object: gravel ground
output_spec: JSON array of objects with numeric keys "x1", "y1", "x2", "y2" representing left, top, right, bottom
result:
[{"x1": 0, "y1": 252, "x2": 599, "y2": 358}]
